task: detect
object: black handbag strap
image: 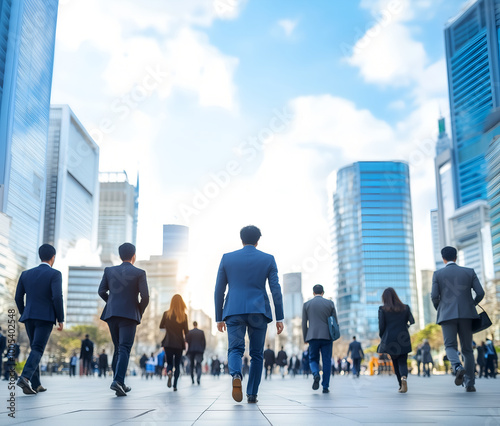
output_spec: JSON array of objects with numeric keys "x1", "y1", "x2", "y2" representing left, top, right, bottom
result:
[{"x1": 477, "y1": 304, "x2": 486, "y2": 313}]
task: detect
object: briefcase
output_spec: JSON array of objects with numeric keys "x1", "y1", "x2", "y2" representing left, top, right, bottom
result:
[
  {"x1": 471, "y1": 305, "x2": 492, "y2": 334},
  {"x1": 328, "y1": 315, "x2": 340, "y2": 341}
]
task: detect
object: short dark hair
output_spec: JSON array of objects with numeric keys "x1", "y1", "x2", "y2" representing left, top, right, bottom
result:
[
  {"x1": 119, "y1": 243, "x2": 136, "y2": 261},
  {"x1": 313, "y1": 284, "x2": 324, "y2": 295},
  {"x1": 193, "y1": 321, "x2": 198, "y2": 327},
  {"x1": 441, "y1": 246, "x2": 457, "y2": 261},
  {"x1": 39, "y1": 244, "x2": 56, "y2": 262},
  {"x1": 353, "y1": 336, "x2": 356, "y2": 340},
  {"x1": 240, "y1": 225, "x2": 261, "y2": 245}
]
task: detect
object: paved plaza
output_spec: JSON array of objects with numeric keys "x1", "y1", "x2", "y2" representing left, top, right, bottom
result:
[{"x1": 1, "y1": 373, "x2": 499, "y2": 425}]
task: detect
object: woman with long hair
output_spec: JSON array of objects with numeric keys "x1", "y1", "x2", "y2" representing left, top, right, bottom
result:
[
  {"x1": 377, "y1": 287, "x2": 415, "y2": 393},
  {"x1": 159, "y1": 294, "x2": 189, "y2": 391}
]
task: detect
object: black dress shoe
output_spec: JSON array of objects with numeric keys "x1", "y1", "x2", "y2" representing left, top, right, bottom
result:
[
  {"x1": 247, "y1": 395, "x2": 258, "y2": 403},
  {"x1": 110, "y1": 381, "x2": 127, "y2": 396},
  {"x1": 322, "y1": 388, "x2": 330, "y2": 394},
  {"x1": 455, "y1": 366, "x2": 465, "y2": 386},
  {"x1": 466, "y1": 385, "x2": 476, "y2": 392},
  {"x1": 312, "y1": 374, "x2": 320, "y2": 390},
  {"x1": 115, "y1": 385, "x2": 131, "y2": 395},
  {"x1": 17, "y1": 377, "x2": 37, "y2": 395},
  {"x1": 36, "y1": 385, "x2": 47, "y2": 393}
]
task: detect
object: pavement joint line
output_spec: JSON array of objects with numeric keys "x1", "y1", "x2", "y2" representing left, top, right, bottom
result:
[{"x1": 192, "y1": 390, "x2": 225, "y2": 424}]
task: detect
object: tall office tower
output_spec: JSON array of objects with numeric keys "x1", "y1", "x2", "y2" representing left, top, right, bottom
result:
[
  {"x1": 0, "y1": 213, "x2": 20, "y2": 315},
  {"x1": 282, "y1": 272, "x2": 304, "y2": 354},
  {"x1": 97, "y1": 171, "x2": 138, "y2": 264},
  {"x1": 65, "y1": 266, "x2": 105, "y2": 328},
  {"x1": 430, "y1": 209, "x2": 442, "y2": 270},
  {"x1": 444, "y1": 0, "x2": 500, "y2": 207},
  {"x1": 162, "y1": 224, "x2": 189, "y2": 259},
  {"x1": 420, "y1": 270, "x2": 435, "y2": 326},
  {"x1": 485, "y1": 114, "x2": 500, "y2": 338},
  {"x1": 43, "y1": 105, "x2": 99, "y2": 258},
  {"x1": 329, "y1": 161, "x2": 419, "y2": 341},
  {"x1": 433, "y1": 117, "x2": 456, "y2": 250},
  {"x1": 0, "y1": 0, "x2": 59, "y2": 270}
]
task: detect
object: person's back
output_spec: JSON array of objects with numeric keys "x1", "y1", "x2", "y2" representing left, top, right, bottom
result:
[{"x1": 302, "y1": 294, "x2": 336, "y2": 342}]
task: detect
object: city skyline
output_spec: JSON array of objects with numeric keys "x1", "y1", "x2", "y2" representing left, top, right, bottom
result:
[{"x1": 48, "y1": 0, "x2": 470, "y2": 317}]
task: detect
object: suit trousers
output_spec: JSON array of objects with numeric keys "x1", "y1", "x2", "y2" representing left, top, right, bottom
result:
[
  {"x1": 107, "y1": 317, "x2": 137, "y2": 385},
  {"x1": 441, "y1": 318, "x2": 474, "y2": 387},
  {"x1": 21, "y1": 319, "x2": 53, "y2": 388},
  {"x1": 226, "y1": 314, "x2": 268, "y2": 396},
  {"x1": 188, "y1": 352, "x2": 203, "y2": 382},
  {"x1": 352, "y1": 358, "x2": 362, "y2": 377},
  {"x1": 308, "y1": 339, "x2": 333, "y2": 389}
]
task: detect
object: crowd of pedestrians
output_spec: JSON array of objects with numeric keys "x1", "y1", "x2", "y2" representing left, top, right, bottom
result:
[{"x1": 8, "y1": 231, "x2": 499, "y2": 404}]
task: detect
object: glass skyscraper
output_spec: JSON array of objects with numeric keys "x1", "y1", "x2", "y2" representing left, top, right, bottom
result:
[
  {"x1": 444, "y1": 0, "x2": 500, "y2": 207},
  {"x1": 0, "y1": 0, "x2": 59, "y2": 269},
  {"x1": 44, "y1": 105, "x2": 100, "y2": 258},
  {"x1": 330, "y1": 161, "x2": 419, "y2": 340}
]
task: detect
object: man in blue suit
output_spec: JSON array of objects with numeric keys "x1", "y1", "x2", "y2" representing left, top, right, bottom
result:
[
  {"x1": 215, "y1": 225, "x2": 284, "y2": 403},
  {"x1": 98, "y1": 243, "x2": 149, "y2": 396},
  {"x1": 15, "y1": 244, "x2": 64, "y2": 395}
]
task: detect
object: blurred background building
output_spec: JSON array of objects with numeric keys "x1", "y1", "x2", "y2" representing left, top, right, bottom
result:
[
  {"x1": 44, "y1": 105, "x2": 99, "y2": 258},
  {"x1": 97, "y1": 171, "x2": 138, "y2": 265}
]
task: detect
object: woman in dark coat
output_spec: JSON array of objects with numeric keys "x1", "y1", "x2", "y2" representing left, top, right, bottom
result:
[
  {"x1": 378, "y1": 287, "x2": 415, "y2": 393},
  {"x1": 159, "y1": 294, "x2": 189, "y2": 391}
]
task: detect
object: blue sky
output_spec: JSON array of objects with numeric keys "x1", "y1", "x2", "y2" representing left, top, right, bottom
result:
[{"x1": 51, "y1": 0, "x2": 470, "y2": 316}]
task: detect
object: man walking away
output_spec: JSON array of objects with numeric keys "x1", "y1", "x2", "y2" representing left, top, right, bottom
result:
[
  {"x1": 264, "y1": 345, "x2": 275, "y2": 380},
  {"x1": 186, "y1": 321, "x2": 206, "y2": 385},
  {"x1": 347, "y1": 336, "x2": 364, "y2": 378},
  {"x1": 276, "y1": 346, "x2": 288, "y2": 379},
  {"x1": 15, "y1": 244, "x2": 64, "y2": 394},
  {"x1": 431, "y1": 246, "x2": 484, "y2": 392},
  {"x1": 98, "y1": 243, "x2": 149, "y2": 396},
  {"x1": 302, "y1": 284, "x2": 337, "y2": 393},
  {"x1": 99, "y1": 350, "x2": 108, "y2": 378},
  {"x1": 214, "y1": 225, "x2": 284, "y2": 404},
  {"x1": 80, "y1": 334, "x2": 94, "y2": 376}
]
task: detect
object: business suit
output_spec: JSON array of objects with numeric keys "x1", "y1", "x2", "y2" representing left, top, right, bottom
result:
[
  {"x1": 15, "y1": 263, "x2": 64, "y2": 391},
  {"x1": 80, "y1": 337, "x2": 94, "y2": 375},
  {"x1": 431, "y1": 262, "x2": 484, "y2": 388},
  {"x1": 98, "y1": 262, "x2": 149, "y2": 386},
  {"x1": 302, "y1": 295, "x2": 337, "y2": 390},
  {"x1": 185, "y1": 327, "x2": 206, "y2": 384},
  {"x1": 159, "y1": 312, "x2": 188, "y2": 389},
  {"x1": 347, "y1": 340, "x2": 364, "y2": 377},
  {"x1": 378, "y1": 305, "x2": 414, "y2": 387},
  {"x1": 214, "y1": 244, "x2": 284, "y2": 397}
]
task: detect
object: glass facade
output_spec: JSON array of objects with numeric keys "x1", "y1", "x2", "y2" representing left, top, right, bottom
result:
[
  {"x1": 162, "y1": 224, "x2": 189, "y2": 259},
  {"x1": 98, "y1": 171, "x2": 137, "y2": 264},
  {"x1": 44, "y1": 105, "x2": 99, "y2": 258},
  {"x1": 0, "y1": 0, "x2": 58, "y2": 269},
  {"x1": 444, "y1": 0, "x2": 500, "y2": 207},
  {"x1": 330, "y1": 161, "x2": 419, "y2": 341}
]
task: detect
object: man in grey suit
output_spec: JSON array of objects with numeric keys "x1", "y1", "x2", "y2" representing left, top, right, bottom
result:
[
  {"x1": 302, "y1": 284, "x2": 337, "y2": 393},
  {"x1": 431, "y1": 246, "x2": 484, "y2": 392}
]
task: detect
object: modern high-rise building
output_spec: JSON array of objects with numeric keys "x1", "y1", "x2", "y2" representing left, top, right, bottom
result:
[
  {"x1": 283, "y1": 272, "x2": 303, "y2": 319},
  {"x1": 43, "y1": 105, "x2": 99, "y2": 258},
  {"x1": 430, "y1": 209, "x2": 442, "y2": 270},
  {"x1": 282, "y1": 272, "x2": 304, "y2": 354},
  {"x1": 420, "y1": 270, "x2": 435, "y2": 326},
  {"x1": 444, "y1": 0, "x2": 500, "y2": 207},
  {"x1": 0, "y1": 0, "x2": 59, "y2": 270},
  {"x1": 97, "y1": 171, "x2": 138, "y2": 264},
  {"x1": 162, "y1": 224, "x2": 189, "y2": 259},
  {"x1": 65, "y1": 266, "x2": 105, "y2": 328},
  {"x1": 329, "y1": 161, "x2": 419, "y2": 341}
]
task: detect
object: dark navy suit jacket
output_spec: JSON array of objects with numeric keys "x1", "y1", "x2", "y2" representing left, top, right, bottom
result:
[
  {"x1": 98, "y1": 262, "x2": 149, "y2": 324},
  {"x1": 15, "y1": 263, "x2": 64, "y2": 324},
  {"x1": 214, "y1": 245, "x2": 284, "y2": 323}
]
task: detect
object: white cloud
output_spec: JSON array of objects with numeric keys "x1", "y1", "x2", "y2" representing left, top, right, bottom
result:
[{"x1": 278, "y1": 19, "x2": 298, "y2": 37}]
